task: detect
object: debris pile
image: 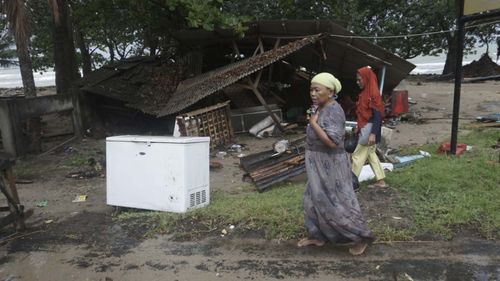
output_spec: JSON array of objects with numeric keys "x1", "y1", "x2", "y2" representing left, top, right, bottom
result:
[
  {"x1": 240, "y1": 139, "x2": 306, "y2": 192},
  {"x1": 463, "y1": 54, "x2": 500, "y2": 78}
]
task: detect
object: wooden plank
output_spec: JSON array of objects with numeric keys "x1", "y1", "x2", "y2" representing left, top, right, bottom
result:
[
  {"x1": 247, "y1": 73, "x2": 284, "y2": 132},
  {"x1": 1, "y1": 166, "x2": 25, "y2": 230}
]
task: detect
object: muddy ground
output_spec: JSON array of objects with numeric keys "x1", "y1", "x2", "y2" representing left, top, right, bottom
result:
[{"x1": 0, "y1": 81, "x2": 499, "y2": 280}]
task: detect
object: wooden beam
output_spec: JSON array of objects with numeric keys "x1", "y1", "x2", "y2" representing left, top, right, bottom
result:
[
  {"x1": 231, "y1": 40, "x2": 241, "y2": 59},
  {"x1": 319, "y1": 40, "x2": 327, "y2": 61},
  {"x1": 0, "y1": 166, "x2": 26, "y2": 230},
  {"x1": 71, "y1": 89, "x2": 83, "y2": 139},
  {"x1": 252, "y1": 37, "x2": 265, "y2": 57},
  {"x1": 246, "y1": 72, "x2": 284, "y2": 132},
  {"x1": 0, "y1": 101, "x2": 18, "y2": 156}
]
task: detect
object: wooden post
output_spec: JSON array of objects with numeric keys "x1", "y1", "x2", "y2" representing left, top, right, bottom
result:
[
  {"x1": 71, "y1": 87, "x2": 84, "y2": 139},
  {"x1": 0, "y1": 101, "x2": 17, "y2": 156},
  {"x1": 7, "y1": 101, "x2": 25, "y2": 157},
  {"x1": 0, "y1": 157, "x2": 26, "y2": 231},
  {"x1": 245, "y1": 71, "x2": 285, "y2": 132}
]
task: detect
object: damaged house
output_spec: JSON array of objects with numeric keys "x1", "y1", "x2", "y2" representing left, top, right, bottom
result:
[{"x1": 79, "y1": 20, "x2": 415, "y2": 147}]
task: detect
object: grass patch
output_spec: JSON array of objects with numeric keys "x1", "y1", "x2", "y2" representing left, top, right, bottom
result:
[
  {"x1": 388, "y1": 128, "x2": 500, "y2": 239},
  {"x1": 117, "y1": 184, "x2": 306, "y2": 240},
  {"x1": 118, "y1": 128, "x2": 499, "y2": 241}
]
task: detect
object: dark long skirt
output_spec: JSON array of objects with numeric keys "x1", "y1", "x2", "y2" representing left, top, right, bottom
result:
[{"x1": 303, "y1": 150, "x2": 375, "y2": 243}]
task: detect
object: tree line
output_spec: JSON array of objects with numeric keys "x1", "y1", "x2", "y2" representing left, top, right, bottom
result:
[{"x1": 1, "y1": 0, "x2": 499, "y2": 98}]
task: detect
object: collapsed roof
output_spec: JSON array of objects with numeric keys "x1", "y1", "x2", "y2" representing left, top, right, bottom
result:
[{"x1": 80, "y1": 20, "x2": 415, "y2": 117}]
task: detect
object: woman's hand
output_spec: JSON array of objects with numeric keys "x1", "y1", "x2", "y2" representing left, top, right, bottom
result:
[
  {"x1": 309, "y1": 112, "x2": 319, "y2": 125},
  {"x1": 368, "y1": 133, "x2": 376, "y2": 146}
]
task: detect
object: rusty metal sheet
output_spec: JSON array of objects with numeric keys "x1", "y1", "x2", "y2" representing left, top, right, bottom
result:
[{"x1": 155, "y1": 35, "x2": 321, "y2": 117}]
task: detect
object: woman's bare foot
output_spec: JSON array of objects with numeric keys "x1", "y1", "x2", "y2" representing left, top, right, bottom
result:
[
  {"x1": 349, "y1": 241, "x2": 368, "y2": 255},
  {"x1": 297, "y1": 238, "x2": 326, "y2": 247},
  {"x1": 368, "y1": 179, "x2": 388, "y2": 189}
]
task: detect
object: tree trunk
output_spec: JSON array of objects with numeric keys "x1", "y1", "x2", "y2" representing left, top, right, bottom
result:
[
  {"x1": 15, "y1": 42, "x2": 36, "y2": 98},
  {"x1": 15, "y1": 41, "x2": 41, "y2": 153},
  {"x1": 106, "y1": 41, "x2": 115, "y2": 63},
  {"x1": 75, "y1": 27, "x2": 92, "y2": 76},
  {"x1": 442, "y1": 34, "x2": 458, "y2": 75},
  {"x1": 52, "y1": 0, "x2": 80, "y2": 95}
]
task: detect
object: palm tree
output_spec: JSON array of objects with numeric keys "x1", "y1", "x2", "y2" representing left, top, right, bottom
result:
[
  {"x1": 1, "y1": 0, "x2": 40, "y2": 152},
  {"x1": 1, "y1": 0, "x2": 36, "y2": 97},
  {"x1": 0, "y1": 32, "x2": 17, "y2": 67}
]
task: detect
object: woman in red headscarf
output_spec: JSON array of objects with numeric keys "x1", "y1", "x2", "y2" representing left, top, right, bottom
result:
[{"x1": 352, "y1": 66, "x2": 387, "y2": 188}]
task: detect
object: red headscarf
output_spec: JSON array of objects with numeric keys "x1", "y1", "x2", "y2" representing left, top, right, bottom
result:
[{"x1": 356, "y1": 66, "x2": 385, "y2": 129}]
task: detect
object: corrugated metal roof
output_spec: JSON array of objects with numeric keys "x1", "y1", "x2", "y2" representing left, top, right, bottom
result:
[{"x1": 154, "y1": 35, "x2": 321, "y2": 116}]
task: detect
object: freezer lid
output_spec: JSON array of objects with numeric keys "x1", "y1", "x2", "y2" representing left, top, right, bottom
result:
[{"x1": 106, "y1": 135, "x2": 210, "y2": 144}]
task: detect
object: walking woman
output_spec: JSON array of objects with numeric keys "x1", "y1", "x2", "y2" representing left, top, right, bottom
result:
[
  {"x1": 352, "y1": 66, "x2": 387, "y2": 188},
  {"x1": 298, "y1": 72, "x2": 374, "y2": 256}
]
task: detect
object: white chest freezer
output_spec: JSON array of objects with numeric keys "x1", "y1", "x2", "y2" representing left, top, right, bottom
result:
[{"x1": 106, "y1": 135, "x2": 210, "y2": 213}]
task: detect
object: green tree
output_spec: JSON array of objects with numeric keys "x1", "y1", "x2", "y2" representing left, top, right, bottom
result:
[
  {"x1": 48, "y1": 0, "x2": 80, "y2": 94},
  {"x1": 1, "y1": 0, "x2": 41, "y2": 152}
]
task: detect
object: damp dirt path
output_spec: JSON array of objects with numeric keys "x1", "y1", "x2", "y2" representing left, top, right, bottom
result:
[{"x1": 1, "y1": 232, "x2": 499, "y2": 281}]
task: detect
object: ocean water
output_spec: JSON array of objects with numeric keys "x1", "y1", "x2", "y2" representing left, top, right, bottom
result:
[
  {"x1": 0, "y1": 46, "x2": 498, "y2": 88},
  {"x1": 0, "y1": 67, "x2": 55, "y2": 88},
  {"x1": 409, "y1": 44, "x2": 498, "y2": 74}
]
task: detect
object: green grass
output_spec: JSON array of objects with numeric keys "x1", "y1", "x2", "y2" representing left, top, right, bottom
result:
[
  {"x1": 388, "y1": 128, "x2": 500, "y2": 239},
  {"x1": 117, "y1": 128, "x2": 500, "y2": 241},
  {"x1": 117, "y1": 184, "x2": 306, "y2": 240}
]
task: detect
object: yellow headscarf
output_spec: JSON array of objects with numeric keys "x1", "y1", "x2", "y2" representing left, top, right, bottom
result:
[{"x1": 311, "y1": 72, "x2": 342, "y2": 94}]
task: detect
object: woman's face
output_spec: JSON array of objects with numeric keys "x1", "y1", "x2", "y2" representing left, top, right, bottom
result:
[
  {"x1": 356, "y1": 73, "x2": 364, "y2": 89},
  {"x1": 310, "y1": 82, "x2": 333, "y2": 106}
]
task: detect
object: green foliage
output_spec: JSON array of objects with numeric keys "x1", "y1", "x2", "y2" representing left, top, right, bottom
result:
[{"x1": 28, "y1": 0, "x2": 55, "y2": 71}]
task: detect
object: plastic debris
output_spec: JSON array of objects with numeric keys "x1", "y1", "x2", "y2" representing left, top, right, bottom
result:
[
  {"x1": 72, "y1": 195, "x2": 87, "y2": 203},
  {"x1": 393, "y1": 150, "x2": 431, "y2": 168},
  {"x1": 476, "y1": 113, "x2": 500, "y2": 123},
  {"x1": 404, "y1": 273, "x2": 415, "y2": 281},
  {"x1": 216, "y1": 151, "x2": 227, "y2": 159},
  {"x1": 221, "y1": 229, "x2": 228, "y2": 235},
  {"x1": 419, "y1": 150, "x2": 431, "y2": 157},
  {"x1": 273, "y1": 140, "x2": 290, "y2": 154},
  {"x1": 359, "y1": 163, "x2": 394, "y2": 182},
  {"x1": 230, "y1": 144, "x2": 243, "y2": 153},
  {"x1": 44, "y1": 219, "x2": 54, "y2": 224},
  {"x1": 229, "y1": 225, "x2": 235, "y2": 230},
  {"x1": 36, "y1": 200, "x2": 48, "y2": 208},
  {"x1": 376, "y1": 265, "x2": 381, "y2": 270},
  {"x1": 392, "y1": 216, "x2": 403, "y2": 220}
]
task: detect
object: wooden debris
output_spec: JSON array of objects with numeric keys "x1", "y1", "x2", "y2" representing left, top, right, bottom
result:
[
  {"x1": 176, "y1": 101, "x2": 234, "y2": 150},
  {"x1": 240, "y1": 139, "x2": 306, "y2": 192}
]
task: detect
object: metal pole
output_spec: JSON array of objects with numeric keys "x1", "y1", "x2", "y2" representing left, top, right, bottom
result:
[
  {"x1": 379, "y1": 65, "x2": 387, "y2": 96},
  {"x1": 451, "y1": 1, "x2": 465, "y2": 156}
]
